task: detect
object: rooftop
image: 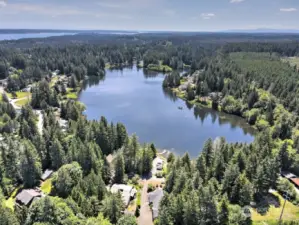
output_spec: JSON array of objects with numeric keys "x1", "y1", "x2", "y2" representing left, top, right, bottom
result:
[
  {"x1": 281, "y1": 171, "x2": 297, "y2": 179},
  {"x1": 290, "y1": 178, "x2": 299, "y2": 187},
  {"x1": 41, "y1": 169, "x2": 54, "y2": 181},
  {"x1": 148, "y1": 188, "x2": 164, "y2": 219},
  {"x1": 16, "y1": 189, "x2": 42, "y2": 206},
  {"x1": 110, "y1": 184, "x2": 137, "y2": 206}
]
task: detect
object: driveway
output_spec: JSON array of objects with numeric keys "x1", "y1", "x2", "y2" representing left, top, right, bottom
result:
[
  {"x1": 151, "y1": 157, "x2": 164, "y2": 178},
  {"x1": 138, "y1": 181, "x2": 153, "y2": 225}
]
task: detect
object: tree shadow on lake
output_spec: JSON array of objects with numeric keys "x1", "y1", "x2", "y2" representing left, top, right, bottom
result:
[
  {"x1": 162, "y1": 88, "x2": 178, "y2": 102},
  {"x1": 82, "y1": 76, "x2": 105, "y2": 90},
  {"x1": 193, "y1": 105, "x2": 256, "y2": 136},
  {"x1": 143, "y1": 69, "x2": 161, "y2": 78}
]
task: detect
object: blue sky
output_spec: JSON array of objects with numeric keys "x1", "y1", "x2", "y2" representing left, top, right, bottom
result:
[{"x1": 0, "y1": 0, "x2": 298, "y2": 31}]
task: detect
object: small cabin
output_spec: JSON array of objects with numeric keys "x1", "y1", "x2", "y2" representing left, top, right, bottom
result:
[
  {"x1": 41, "y1": 169, "x2": 54, "y2": 181},
  {"x1": 16, "y1": 189, "x2": 42, "y2": 207}
]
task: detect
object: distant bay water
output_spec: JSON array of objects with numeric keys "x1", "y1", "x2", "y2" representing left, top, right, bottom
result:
[{"x1": 0, "y1": 33, "x2": 75, "y2": 41}]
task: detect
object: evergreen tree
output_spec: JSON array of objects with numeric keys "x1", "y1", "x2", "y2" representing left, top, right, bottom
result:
[
  {"x1": 20, "y1": 140, "x2": 42, "y2": 188},
  {"x1": 219, "y1": 196, "x2": 229, "y2": 225},
  {"x1": 116, "y1": 123, "x2": 128, "y2": 149},
  {"x1": 113, "y1": 153, "x2": 125, "y2": 183},
  {"x1": 278, "y1": 142, "x2": 291, "y2": 170},
  {"x1": 101, "y1": 193, "x2": 124, "y2": 224},
  {"x1": 49, "y1": 138, "x2": 66, "y2": 170}
]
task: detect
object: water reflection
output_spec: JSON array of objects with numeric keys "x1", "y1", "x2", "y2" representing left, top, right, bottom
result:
[
  {"x1": 162, "y1": 88, "x2": 178, "y2": 102},
  {"x1": 79, "y1": 67, "x2": 255, "y2": 157},
  {"x1": 143, "y1": 69, "x2": 161, "y2": 78},
  {"x1": 82, "y1": 76, "x2": 104, "y2": 90}
]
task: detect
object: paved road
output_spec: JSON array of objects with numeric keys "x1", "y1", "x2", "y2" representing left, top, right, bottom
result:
[{"x1": 138, "y1": 181, "x2": 153, "y2": 225}]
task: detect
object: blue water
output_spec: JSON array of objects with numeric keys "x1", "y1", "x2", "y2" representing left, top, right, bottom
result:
[
  {"x1": 79, "y1": 67, "x2": 255, "y2": 158},
  {"x1": 0, "y1": 33, "x2": 74, "y2": 41}
]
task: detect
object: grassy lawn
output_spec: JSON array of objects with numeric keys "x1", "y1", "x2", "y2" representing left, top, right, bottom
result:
[
  {"x1": 5, "y1": 187, "x2": 21, "y2": 211},
  {"x1": 251, "y1": 192, "x2": 299, "y2": 224},
  {"x1": 40, "y1": 178, "x2": 52, "y2": 194},
  {"x1": 7, "y1": 91, "x2": 31, "y2": 99},
  {"x1": 50, "y1": 76, "x2": 59, "y2": 87},
  {"x1": 66, "y1": 88, "x2": 79, "y2": 99},
  {"x1": 147, "y1": 64, "x2": 172, "y2": 72},
  {"x1": 15, "y1": 98, "x2": 29, "y2": 107}
]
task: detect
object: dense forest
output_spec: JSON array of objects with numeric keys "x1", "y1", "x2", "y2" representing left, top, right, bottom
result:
[{"x1": 1, "y1": 32, "x2": 299, "y2": 225}]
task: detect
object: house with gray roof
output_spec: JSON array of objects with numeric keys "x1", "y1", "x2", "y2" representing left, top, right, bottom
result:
[
  {"x1": 16, "y1": 189, "x2": 43, "y2": 207},
  {"x1": 148, "y1": 188, "x2": 164, "y2": 220},
  {"x1": 41, "y1": 169, "x2": 54, "y2": 181}
]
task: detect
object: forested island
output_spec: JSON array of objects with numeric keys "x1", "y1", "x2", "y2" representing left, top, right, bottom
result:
[{"x1": 1, "y1": 32, "x2": 299, "y2": 225}]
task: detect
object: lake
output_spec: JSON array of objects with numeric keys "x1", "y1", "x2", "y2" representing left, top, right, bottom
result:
[{"x1": 79, "y1": 67, "x2": 255, "y2": 158}]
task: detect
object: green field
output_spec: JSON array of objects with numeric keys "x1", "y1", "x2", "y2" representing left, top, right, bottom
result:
[
  {"x1": 15, "y1": 98, "x2": 29, "y2": 107},
  {"x1": 41, "y1": 178, "x2": 52, "y2": 194},
  {"x1": 7, "y1": 91, "x2": 31, "y2": 99},
  {"x1": 66, "y1": 88, "x2": 78, "y2": 99},
  {"x1": 251, "y1": 192, "x2": 299, "y2": 224},
  {"x1": 5, "y1": 187, "x2": 21, "y2": 211},
  {"x1": 147, "y1": 64, "x2": 172, "y2": 72}
]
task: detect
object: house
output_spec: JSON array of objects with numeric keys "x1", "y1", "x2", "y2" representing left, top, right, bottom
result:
[
  {"x1": 41, "y1": 169, "x2": 54, "y2": 181},
  {"x1": 290, "y1": 178, "x2": 299, "y2": 189},
  {"x1": 110, "y1": 184, "x2": 137, "y2": 207},
  {"x1": 148, "y1": 188, "x2": 164, "y2": 220},
  {"x1": 16, "y1": 189, "x2": 43, "y2": 207},
  {"x1": 281, "y1": 171, "x2": 297, "y2": 179}
]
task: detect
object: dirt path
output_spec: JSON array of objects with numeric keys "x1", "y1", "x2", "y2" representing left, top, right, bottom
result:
[{"x1": 138, "y1": 181, "x2": 153, "y2": 225}]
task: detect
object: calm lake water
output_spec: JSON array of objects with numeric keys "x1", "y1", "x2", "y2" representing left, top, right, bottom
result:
[{"x1": 79, "y1": 67, "x2": 255, "y2": 158}]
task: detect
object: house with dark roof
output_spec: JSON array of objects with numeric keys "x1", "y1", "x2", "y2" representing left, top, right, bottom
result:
[
  {"x1": 281, "y1": 171, "x2": 297, "y2": 179},
  {"x1": 16, "y1": 189, "x2": 42, "y2": 207},
  {"x1": 148, "y1": 188, "x2": 164, "y2": 220},
  {"x1": 41, "y1": 169, "x2": 54, "y2": 181}
]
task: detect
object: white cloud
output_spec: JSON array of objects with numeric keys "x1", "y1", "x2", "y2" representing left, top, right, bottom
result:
[
  {"x1": 0, "y1": 0, "x2": 7, "y2": 8},
  {"x1": 201, "y1": 13, "x2": 215, "y2": 20},
  {"x1": 230, "y1": 0, "x2": 245, "y2": 3},
  {"x1": 280, "y1": 8, "x2": 297, "y2": 12}
]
